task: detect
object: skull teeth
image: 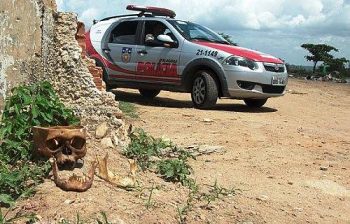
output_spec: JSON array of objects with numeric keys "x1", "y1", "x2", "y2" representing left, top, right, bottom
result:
[{"x1": 51, "y1": 159, "x2": 97, "y2": 192}]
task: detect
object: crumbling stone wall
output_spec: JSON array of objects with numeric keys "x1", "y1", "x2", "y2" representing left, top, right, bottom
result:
[
  {"x1": 0, "y1": 0, "x2": 128, "y2": 146},
  {"x1": 42, "y1": 12, "x2": 128, "y2": 145}
]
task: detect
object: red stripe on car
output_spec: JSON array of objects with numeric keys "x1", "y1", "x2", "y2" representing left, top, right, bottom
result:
[{"x1": 193, "y1": 41, "x2": 284, "y2": 64}]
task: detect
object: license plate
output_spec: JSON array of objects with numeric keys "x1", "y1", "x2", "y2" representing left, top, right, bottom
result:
[{"x1": 272, "y1": 76, "x2": 286, "y2": 85}]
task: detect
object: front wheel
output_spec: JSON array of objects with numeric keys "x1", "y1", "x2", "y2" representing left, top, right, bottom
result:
[
  {"x1": 244, "y1": 98, "x2": 268, "y2": 108},
  {"x1": 139, "y1": 89, "x2": 160, "y2": 99},
  {"x1": 191, "y1": 71, "x2": 218, "y2": 109}
]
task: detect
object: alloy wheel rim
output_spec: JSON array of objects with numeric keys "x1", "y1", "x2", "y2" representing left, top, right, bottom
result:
[{"x1": 193, "y1": 77, "x2": 206, "y2": 104}]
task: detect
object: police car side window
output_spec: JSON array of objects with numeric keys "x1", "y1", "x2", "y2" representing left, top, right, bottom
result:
[
  {"x1": 144, "y1": 21, "x2": 177, "y2": 43},
  {"x1": 110, "y1": 21, "x2": 138, "y2": 45}
]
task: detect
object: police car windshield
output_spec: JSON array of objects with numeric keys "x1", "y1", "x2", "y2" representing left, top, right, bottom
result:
[{"x1": 168, "y1": 20, "x2": 229, "y2": 44}]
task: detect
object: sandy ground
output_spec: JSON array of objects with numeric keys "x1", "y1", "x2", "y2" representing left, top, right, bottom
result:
[{"x1": 9, "y1": 79, "x2": 350, "y2": 223}]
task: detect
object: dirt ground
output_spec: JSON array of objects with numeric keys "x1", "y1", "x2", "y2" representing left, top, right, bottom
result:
[{"x1": 10, "y1": 79, "x2": 350, "y2": 223}]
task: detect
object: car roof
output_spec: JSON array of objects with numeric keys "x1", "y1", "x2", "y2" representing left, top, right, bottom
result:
[
  {"x1": 94, "y1": 5, "x2": 178, "y2": 25},
  {"x1": 94, "y1": 14, "x2": 177, "y2": 26}
]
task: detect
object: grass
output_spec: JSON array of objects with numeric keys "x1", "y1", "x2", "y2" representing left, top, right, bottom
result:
[
  {"x1": 145, "y1": 184, "x2": 156, "y2": 209},
  {"x1": 119, "y1": 101, "x2": 138, "y2": 118}
]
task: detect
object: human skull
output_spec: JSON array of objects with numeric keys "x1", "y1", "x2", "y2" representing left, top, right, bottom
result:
[{"x1": 33, "y1": 126, "x2": 87, "y2": 168}]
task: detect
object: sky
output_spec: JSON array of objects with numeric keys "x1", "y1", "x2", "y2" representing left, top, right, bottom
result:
[{"x1": 57, "y1": 0, "x2": 350, "y2": 66}]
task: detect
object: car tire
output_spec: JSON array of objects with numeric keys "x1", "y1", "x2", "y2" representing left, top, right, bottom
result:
[
  {"x1": 103, "y1": 70, "x2": 113, "y2": 92},
  {"x1": 244, "y1": 98, "x2": 268, "y2": 108},
  {"x1": 191, "y1": 71, "x2": 218, "y2": 109},
  {"x1": 139, "y1": 89, "x2": 161, "y2": 98}
]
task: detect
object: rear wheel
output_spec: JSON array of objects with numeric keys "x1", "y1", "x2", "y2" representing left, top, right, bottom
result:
[
  {"x1": 102, "y1": 70, "x2": 113, "y2": 92},
  {"x1": 139, "y1": 89, "x2": 161, "y2": 98},
  {"x1": 191, "y1": 71, "x2": 218, "y2": 109},
  {"x1": 244, "y1": 98, "x2": 268, "y2": 108}
]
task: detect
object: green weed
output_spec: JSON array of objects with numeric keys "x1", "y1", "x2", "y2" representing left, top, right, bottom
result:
[
  {"x1": 124, "y1": 128, "x2": 195, "y2": 186},
  {"x1": 157, "y1": 159, "x2": 192, "y2": 185},
  {"x1": 124, "y1": 128, "x2": 173, "y2": 170}
]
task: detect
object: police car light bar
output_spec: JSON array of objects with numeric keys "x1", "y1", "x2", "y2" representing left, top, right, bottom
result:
[{"x1": 126, "y1": 5, "x2": 176, "y2": 18}]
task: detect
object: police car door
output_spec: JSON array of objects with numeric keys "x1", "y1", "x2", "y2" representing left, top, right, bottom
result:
[
  {"x1": 135, "y1": 20, "x2": 181, "y2": 85},
  {"x1": 104, "y1": 20, "x2": 141, "y2": 81}
]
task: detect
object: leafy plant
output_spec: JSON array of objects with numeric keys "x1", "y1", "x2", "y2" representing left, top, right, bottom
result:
[
  {"x1": 124, "y1": 129, "x2": 195, "y2": 186},
  {"x1": 157, "y1": 159, "x2": 192, "y2": 185},
  {"x1": 0, "y1": 81, "x2": 80, "y2": 205},
  {"x1": 124, "y1": 128, "x2": 172, "y2": 170}
]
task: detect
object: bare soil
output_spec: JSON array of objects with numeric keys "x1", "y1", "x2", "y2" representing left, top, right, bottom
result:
[{"x1": 11, "y1": 79, "x2": 350, "y2": 223}]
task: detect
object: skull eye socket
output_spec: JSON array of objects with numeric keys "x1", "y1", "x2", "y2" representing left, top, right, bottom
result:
[
  {"x1": 70, "y1": 137, "x2": 86, "y2": 150},
  {"x1": 46, "y1": 138, "x2": 63, "y2": 151}
]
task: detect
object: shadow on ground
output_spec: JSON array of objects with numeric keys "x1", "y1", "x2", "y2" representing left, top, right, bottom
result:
[{"x1": 114, "y1": 90, "x2": 278, "y2": 113}]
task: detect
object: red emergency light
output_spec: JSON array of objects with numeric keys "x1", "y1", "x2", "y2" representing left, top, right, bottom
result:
[{"x1": 126, "y1": 5, "x2": 176, "y2": 18}]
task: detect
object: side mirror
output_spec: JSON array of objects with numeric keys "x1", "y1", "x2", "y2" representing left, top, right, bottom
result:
[{"x1": 157, "y1": 34, "x2": 175, "y2": 43}]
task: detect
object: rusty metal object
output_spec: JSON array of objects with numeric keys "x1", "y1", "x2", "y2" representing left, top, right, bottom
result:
[{"x1": 33, "y1": 126, "x2": 87, "y2": 168}]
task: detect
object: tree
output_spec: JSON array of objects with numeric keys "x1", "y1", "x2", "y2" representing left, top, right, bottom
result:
[
  {"x1": 324, "y1": 57, "x2": 349, "y2": 74},
  {"x1": 218, "y1": 33, "x2": 238, "y2": 46},
  {"x1": 301, "y1": 44, "x2": 338, "y2": 73}
]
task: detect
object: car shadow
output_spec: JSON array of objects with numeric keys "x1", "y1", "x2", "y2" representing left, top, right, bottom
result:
[{"x1": 113, "y1": 90, "x2": 278, "y2": 113}]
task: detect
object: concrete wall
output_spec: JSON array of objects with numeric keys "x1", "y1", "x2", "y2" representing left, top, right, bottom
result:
[{"x1": 0, "y1": 0, "x2": 56, "y2": 108}]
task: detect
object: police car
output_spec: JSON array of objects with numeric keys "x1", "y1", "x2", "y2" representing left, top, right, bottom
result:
[{"x1": 86, "y1": 5, "x2": 288, "y2": 109}]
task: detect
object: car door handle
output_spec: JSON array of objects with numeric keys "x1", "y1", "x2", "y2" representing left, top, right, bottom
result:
[
  {"x1": 137, "y1": 50, "x2": 148, "y2": 55},
  {"x1": 103, "y1": 48, "x2": 111, "y2": 54}
]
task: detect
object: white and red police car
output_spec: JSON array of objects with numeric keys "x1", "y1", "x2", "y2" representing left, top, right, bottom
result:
[{"x1": 86, "y1": 5, "x2": 288, "y2": 108}]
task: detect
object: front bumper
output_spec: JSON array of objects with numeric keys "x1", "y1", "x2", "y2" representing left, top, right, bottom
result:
[{"x1": 223, "y1": 62, "x2": 288, "y2": 99}]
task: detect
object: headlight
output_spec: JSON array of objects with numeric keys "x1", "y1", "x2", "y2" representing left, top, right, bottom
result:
[{"x1": 223, "y1": 56, "x2": 258, "y2": 70}]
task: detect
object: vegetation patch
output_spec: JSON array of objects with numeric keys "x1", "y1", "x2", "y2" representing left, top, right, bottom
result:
[
  {"x1": 124, "y1": 128, "x2": 195, "y2": 185},
  {"x1": 0, "y1": 81, "x2": 80, "y2": 206},
  {"x1": 119, "y1": 101, "x2": 138, "y2": 119}
]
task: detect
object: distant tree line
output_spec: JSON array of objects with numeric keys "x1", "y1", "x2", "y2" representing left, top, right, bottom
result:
[{"x1": 300, "y1": 43, "x2": 349, "y2": 78}]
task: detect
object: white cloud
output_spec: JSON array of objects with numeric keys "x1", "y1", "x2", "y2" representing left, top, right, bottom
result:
[
  {"x1": 57, "y1": 0, "x2": 350, "y2": 64},
  {"x1": 57, "y1": 0, "x2": 350, "y2": 35}
]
